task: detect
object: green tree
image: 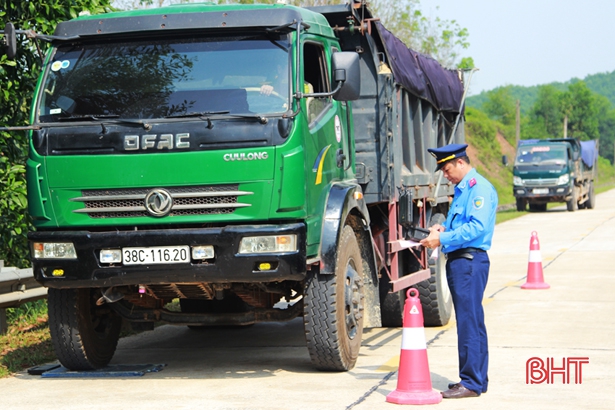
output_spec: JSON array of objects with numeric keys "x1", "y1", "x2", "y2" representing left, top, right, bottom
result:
[
  {"x1": 1, "y1": 1, "x2": 112, "y2": 267},
  {"x1": 563, "y1": 81, "x2": 600, "y2": 140},
  {"x1": 530, "y1": 85, "x2": 564, "y2": 138},
  {"x1": 370, "y1": 0, "x2": 470, "y2": 68},
  {"x1": 595, "y1": 94, "x2": 615, "y2": 163},
  {"x1": 482, "y1": 86, "x2": 516, "y2": 126}
]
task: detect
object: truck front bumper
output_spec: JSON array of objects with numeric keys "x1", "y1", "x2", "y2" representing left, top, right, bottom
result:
[
  {"x1": 29, "y1": 223, "x2": 307, "y2": 288},
  {"x1": 513, "y1": 185, "x2": 571, "y2": 202}
]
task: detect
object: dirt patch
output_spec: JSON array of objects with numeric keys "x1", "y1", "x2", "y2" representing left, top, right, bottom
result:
[
  {"x1": 497, "y1": 132, "x2": 516, "y2": 161},
  {"x1": 466, "y1": 143, "x2": 484, "y2": 170},
  {"x1": 467, "y1": 131, "x2": 515, "y2": 174}
]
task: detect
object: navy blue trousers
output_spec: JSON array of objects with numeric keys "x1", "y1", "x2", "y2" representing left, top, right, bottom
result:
[{"x1": 446, "y1": 252, "x2": 489, "y2": 395}]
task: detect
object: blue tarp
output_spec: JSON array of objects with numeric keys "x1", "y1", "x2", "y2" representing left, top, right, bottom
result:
[
  {"x1": 375, "y1": 22, "x2": 464, "y2": 114},
  {"x1": 580, "y1": 140, "x2": 598, "y2": 168}
]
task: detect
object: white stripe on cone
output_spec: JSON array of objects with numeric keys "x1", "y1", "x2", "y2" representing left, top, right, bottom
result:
[
  {"x1": 528, "y1": 250, "x2": 542, "y2": 263},
  {"x1": 401, "y1": 327, "x2": 427, "y2": 350}
]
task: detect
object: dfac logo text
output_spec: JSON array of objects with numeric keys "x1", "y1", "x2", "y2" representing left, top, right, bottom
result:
[{"x1": 526, "y1": 357, "x2": 589, "y2": 384}]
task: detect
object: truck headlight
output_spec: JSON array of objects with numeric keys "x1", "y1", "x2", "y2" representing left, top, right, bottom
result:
[
  {"x1": 33, "y1": 242, "x2": 77, "y2": 259},
  {"x1": 557, "y1": 174, "x2": 570, "y2": 185},
  {"x1": 513, "y1": 176, "x2": 524, "y2": 186},
  {"x1": 239, "y1": 235, "x2": 297, "y2": 254}
]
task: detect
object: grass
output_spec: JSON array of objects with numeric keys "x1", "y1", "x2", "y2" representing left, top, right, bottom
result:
[
  {"x1": 0, "y1": 300, "x2": 55, "y2": 378},
  {"x1": 496, "y1": 209, "x2": 526, "y2": 224},
  {"x1": 0, "y1": 298, "x2": 142, "y2": 379}
]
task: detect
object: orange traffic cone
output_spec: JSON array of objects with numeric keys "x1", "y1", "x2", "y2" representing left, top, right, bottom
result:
[
  {"x1": 521, "y1": 231, "x2": 550, "y2": 289},
  {"x1": 386, "y1": 288, "x2": 442, "y2": 405}
]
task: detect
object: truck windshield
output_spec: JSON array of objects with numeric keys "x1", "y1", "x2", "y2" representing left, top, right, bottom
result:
[
  {"x1": 515, "y1": 145, "x2": 567, "y2": 166},
  {"x1": 38, "y1": 35, "x2": 291, "y2": 122}
]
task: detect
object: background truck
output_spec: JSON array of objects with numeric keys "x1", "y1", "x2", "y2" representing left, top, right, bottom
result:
[
  {"x1": 513, "y1": 138, "x2": 598, "y2": 212},
  {"x1": 1, "y1": 2, "x2": 466, "y2": 372}
]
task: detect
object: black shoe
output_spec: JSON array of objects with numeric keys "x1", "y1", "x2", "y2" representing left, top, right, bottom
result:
[{"x1": 448, "y1": 382, "x2": 461, "y2": 389}]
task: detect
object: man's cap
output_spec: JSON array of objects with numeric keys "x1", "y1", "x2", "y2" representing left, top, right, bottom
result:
[{"x1": 428, "y1": 143, "x2": 468, "y2": 171}]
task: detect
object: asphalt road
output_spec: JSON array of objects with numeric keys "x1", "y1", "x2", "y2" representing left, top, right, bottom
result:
[{"x1": 2, "y1": 189, "x2": 614, "y2": 410}]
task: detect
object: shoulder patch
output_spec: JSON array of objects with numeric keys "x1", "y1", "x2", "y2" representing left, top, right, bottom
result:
[{"x1": 473, "y1": 196, "x2": 485, "y2": 209}]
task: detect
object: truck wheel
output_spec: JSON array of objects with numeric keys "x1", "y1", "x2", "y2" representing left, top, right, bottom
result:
[
  {"x1": 379, "y1": 264, "x2": 405, "y2": 327},
  {"x1": 516, "y1": 198, "x2": 526, "y2": 212},
  {"x1": 414, "y1": 212, "x2": 451, "y2": 326},
  {"x1": 304, "y1": 225, "x2": 364, "y2": 371},
  {"x1": 380, "y1": 212, "x2": 452, "y2": 328},
  {"x1": 48, "y1": 288, "x2": 122, "y2": 370},
  {"x1": 415, "y1": 246, "x2": 452, "y2": 326},
  {"x1": 379, "y1": 244, "x2": 417, "y2": 327},
  {"x1": 566, "y1": 187, "x2": 578, "y2": 212},
  {"x1": 586, "y1": 183, "x2": 596, "y2": 209}
]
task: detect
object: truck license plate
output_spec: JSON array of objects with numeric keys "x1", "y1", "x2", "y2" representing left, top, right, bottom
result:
[
  {"x1": 123, "y1": 246, "x2": 190, "y2": 265},
  {"x1": 532, "y1": 188, "x2": 549, "y2": 194}
]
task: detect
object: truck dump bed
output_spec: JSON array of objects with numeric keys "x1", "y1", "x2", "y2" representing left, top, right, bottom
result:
[{"x1": 311, "y1": 5, "x2": 466, "y2": 205}]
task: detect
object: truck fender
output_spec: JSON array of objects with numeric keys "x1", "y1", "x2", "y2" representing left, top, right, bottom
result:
[
  {"x1": 318, "y1": 182, "x2": 381, "y2": 328},
  {"x1": 320, "y1": 182, "x2": 374, "y2": 275}
]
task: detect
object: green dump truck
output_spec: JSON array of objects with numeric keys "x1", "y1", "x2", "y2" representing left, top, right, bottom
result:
[
  {"x1": 1, "y1": 2, "x2": 467, "y2": 372},
  {"x1": 513, "y1": 138, "x2": 598, "y2": 212}
]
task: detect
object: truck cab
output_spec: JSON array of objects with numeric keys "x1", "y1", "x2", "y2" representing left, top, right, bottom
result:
[{"x1": 513, "y1": 138, "x2": 597, "y2": 212}]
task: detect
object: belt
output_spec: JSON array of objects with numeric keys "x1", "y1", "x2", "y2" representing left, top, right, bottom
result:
[{"x1": 446, "y1": 247, "x2": 486, "y2": 261}]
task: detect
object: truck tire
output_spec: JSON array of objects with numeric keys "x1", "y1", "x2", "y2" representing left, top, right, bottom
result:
[
  {"x1": 414, "y1": 212, "x2": 451, "y2": 327},
  {"x1": 304, "y1": 225, "x2": 364, "y2": 371},
  {"x1": 379, "y1": 244, "x2": 417, "y2": 327},
  {"x1": 48, "y1": 288, "x2": 122, "y2": 370},
  {"x1": 585, "y1": 183, "x2": 596, "y2": 209},
  {"x1": 380, "y1": 213, "x2": 452, "y2": 327},
  {"x1": 379, "y1": 266, "x2": 405, "y2": 328},
  {"x1": 415, "y1": 246, "x2": 452, "y2": 326},
  {"x1": 516, "y1": 198, "x2": 526, "y2": 212},
  {"x1": 566, "y1": 186, "x2": 578, "y2": 212}
]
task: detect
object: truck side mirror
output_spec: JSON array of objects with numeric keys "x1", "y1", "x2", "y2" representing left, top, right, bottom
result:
[
  {"x1": 502, "y1": 155, "x2": 508, "y2": 166},
  {"x1": 572, "y1": 151, "x2": 579, "y2": 161},
  {"x1": 2, "y1": 22, "x2": 17, "y2": 60},
  {"x1": 331, "y1": 51, "x2": 360, "y2": 101}
]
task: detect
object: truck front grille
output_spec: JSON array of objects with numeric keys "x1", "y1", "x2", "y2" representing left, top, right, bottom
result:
[
  {"x1": 522, "y1": 178, "x2": 558, "y2": 187},
  {"x1": 71, "y1": 184, "x2": 252, "y2": 218}
]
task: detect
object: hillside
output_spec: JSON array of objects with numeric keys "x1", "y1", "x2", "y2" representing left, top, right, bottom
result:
[{"x1": 466, "y1": 70, "x2": 615, "y2": 113}]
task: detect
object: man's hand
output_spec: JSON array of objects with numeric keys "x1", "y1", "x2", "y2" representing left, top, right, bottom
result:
[
  {"x1": 420, "y1": 225, "x2": 444, "y2": 249},
  {"x1": 260, "y1": 84, "x2": 274, "y2": 96}
]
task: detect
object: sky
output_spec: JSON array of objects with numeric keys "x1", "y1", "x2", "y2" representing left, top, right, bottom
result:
[
  {"x1": 429, "y1": 0, "x2": 615, "y2": 95},
  {"x1": 109, "y1": 0, "x2": 615, "y2": 96}
]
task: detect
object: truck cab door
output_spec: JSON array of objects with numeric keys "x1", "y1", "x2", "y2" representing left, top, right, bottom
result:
[{"x1": 303, "y1": 41, "x2": 345, "y2": 184}]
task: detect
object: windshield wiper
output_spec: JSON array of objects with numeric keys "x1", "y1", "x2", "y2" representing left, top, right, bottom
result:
[
  {"x1": 165, "y1": 111, "x2": 230, "y2": 119},
  {"x1": 57, "y1": 114, "x2": 151, "y2": 131},
  {"x1": 165, "y1": 111, "x2": 231, "y2": 129},
  {"x1": 227, "y1": 113, "x2": 269, "y2": 124}
]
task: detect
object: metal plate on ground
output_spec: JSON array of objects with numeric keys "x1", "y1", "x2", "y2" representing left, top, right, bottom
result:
[{"x1": 37, "y1": 364, "x2": 166, "y2": 378}]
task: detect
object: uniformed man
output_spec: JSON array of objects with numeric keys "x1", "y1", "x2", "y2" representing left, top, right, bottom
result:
[{"x1": 420, "y1": 143, "x2": 498, "y2": 399}]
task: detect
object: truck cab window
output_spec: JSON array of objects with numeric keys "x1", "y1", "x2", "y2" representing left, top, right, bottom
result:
[
  {"x1": 303, "y1": 42, "x2": 331, "y2": 123},
  {"x1": 38, "y1": 35, "x2": 291, "y2": 121}
]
